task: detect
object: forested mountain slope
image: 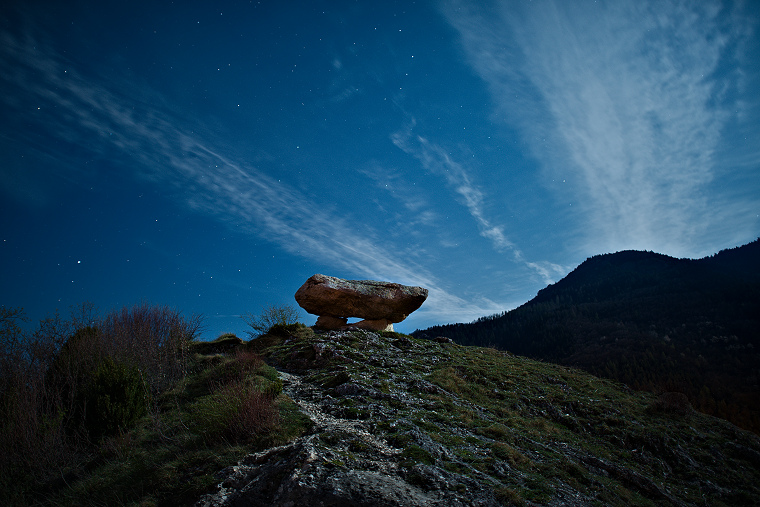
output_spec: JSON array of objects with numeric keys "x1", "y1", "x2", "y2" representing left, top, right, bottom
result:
[{"x1": 414, "y1": 239, "x2": 760, "y2": 434}]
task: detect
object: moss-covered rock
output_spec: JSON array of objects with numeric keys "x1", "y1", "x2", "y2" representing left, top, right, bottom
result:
[{"x1": 202, "y1": 328, "x2": 760, "y2": 507}]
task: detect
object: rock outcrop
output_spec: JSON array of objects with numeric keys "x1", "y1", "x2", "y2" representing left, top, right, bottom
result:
[
  {"x1": 197, "y1": 330, "x2": 502, "y2": 507},
  {"x1": 197, "y1": 328, "x2": 760, "y2": 507},
  {"x1": 294, "y1": 274, "x2": 428, "y2": 331}
]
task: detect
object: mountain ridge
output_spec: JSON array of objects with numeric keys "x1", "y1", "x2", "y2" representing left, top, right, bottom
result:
[{"x1": 414, "y1": 239, "x2": 760, "y2": 434}]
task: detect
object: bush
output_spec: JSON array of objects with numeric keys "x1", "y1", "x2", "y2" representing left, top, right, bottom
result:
[
  {"x1": 83, "y1": 358, "x2": 148, "y2": 441},
  {"x1": 188, "y1": 380, "x2": 279, "y2": 443},
  {"x1": 99, "y1": 303, "x2": 203, "y2": 394},
  {"x1": 187, "y1": 349, "x2": 280, "y2": 443},
  {"x1": 229, "y1": 381, "x2": 280, "y2": 441},
  {"x1": 45, "y1": 326, "x2": 106, "y2": 433},
  {"x1": 0, "y1": 303, "x2": 204, "y2": 504},
  {"x1": 241, "y1": 304, "x2": 301, "y2": 339},
  {"x1": 0, "y1": 306, "x2": 99, "y2": 502}
]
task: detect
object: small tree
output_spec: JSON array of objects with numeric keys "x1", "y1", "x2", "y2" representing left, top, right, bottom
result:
[
  {"x1": 83, "y1": 357, "x2": 148, "y2": 441},
  {"x1": 241, "y1": 304, "x2": 300, "y2": 339}
]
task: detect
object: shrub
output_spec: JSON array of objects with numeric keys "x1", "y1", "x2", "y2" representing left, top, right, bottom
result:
[
  {"x1": 234, "y1": 348, "x2": 265, "y2": 373},
  {"x1": 188, "y1": 379, "x2": 279, "y2": 443},
  {"x1": 45, "y1": 326, "x2": 106, "y2": 434},
  {"x1": 83, "y1": 358, "x2": 148, "y2": 441},
  {"x1": 0, "y1": 303, "x2": 203, "y2": 504},
  {"x1": 241, "y1": 304, "x2": 301, "y2": 339},
  {"x1": 230, "y1": 382, "x2": 280, "y2": 440},
  {"x1": 98, "y1": 303, "x2": 203, "y2": 394},
  {"x1": 187, "y1": 349, "x2": 280, "y2": 443}
]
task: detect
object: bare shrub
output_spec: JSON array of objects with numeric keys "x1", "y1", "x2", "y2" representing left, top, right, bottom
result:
[
  {"x1": 234, "y1": 348, "x2": 265, "y2": 375},
  {"x1": 241, "y1": 303, "x2": 300, "y2": 339},
  {"x1": 98, "y1": 303, "x2": 203, "y2": 394},
  {"x1": 0, "y1": 302, "x2": 203, "y2": 501},
  {"x1": 0, "y1": 305, "x2": 96, "y2": 499},
  {"x1": 188, "y1": 378, "x2": 279, "y2": 444},
  {"x1": 0, "y1": 306, "x2": 27, "y2": 370},
  {"x1": 229, "y1": 381, "x2": 280, "y2": 441}
]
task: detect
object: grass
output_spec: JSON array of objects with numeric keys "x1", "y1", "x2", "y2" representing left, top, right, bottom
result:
[
  {"x1": 24, "y1": 342, "x2": 312, "y2": 506},
  {"x1": 256, "y1": 328, "x2": 760, "y2": 506},
  {"x1": 10, "y1": 322, "x2": 760, "y2": 506}
]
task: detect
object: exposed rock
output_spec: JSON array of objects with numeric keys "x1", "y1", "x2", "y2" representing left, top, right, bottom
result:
[
  {"x1": 295, "y1": 274, "x2": 428, "y2": 331},
  {"x1": 197, "y1": 347, "x2": 503, "y2": 507},
  {"x1": 314, "y1": 315, "x2": 348, "y2": 329},
  {"x1": 352, "y1": 318, "x2": 394, "y2": 332},
  {"x1": 196, "y1": 437, "x2": 441, "y2": 507},
  {"x1": 198, "y1": 328, "x2": 760, "y2": 507}
]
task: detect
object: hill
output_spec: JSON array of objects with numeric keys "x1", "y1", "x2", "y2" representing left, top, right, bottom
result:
[
  {"x1": 413, "y1": 239, "x2": 760, "y2": 434},
  {"x1": 214, "y1": 327, "x2": 760, "y2": 506},
  {"x1": 6, "y1": 323, "x2": 760, "y2": 505},
  {"x1": 200, "y1": 328, "x2": 760, "y2": 505}
]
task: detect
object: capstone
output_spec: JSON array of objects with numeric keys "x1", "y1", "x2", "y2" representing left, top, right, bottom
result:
[{"x1": 295, "y1": 274, "x2": 428, "y2": 331}]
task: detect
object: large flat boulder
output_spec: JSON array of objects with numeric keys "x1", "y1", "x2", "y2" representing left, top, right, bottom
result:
[{"x1": 294, "y1": 274, "x2": 428, "y2": 330}]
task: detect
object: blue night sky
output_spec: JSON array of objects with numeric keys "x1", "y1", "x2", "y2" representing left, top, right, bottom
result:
[{"x1": 2, "y1": 0, "x2": 759, "y2": 339}]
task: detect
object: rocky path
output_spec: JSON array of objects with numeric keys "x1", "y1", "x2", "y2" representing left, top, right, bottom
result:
[{"x1": 197, "y1": 330, "x2": 514, "y2": 506}]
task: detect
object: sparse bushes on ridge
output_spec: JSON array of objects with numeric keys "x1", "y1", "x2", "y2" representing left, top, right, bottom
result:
[
  {"x1": 0, "y1": 303, "x2": 203, "y2": 501},
  {"x1": 0, "y1": 302, "x2": 317, "y2": 506},
  {"x1": 241, "y1": 303, "x2": 301, "y2": 339},
  {"x1": 247, "y1": 322, "x2": 314, "y2": 354}
]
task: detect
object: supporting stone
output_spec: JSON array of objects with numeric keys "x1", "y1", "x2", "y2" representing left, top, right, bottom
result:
[
  {"x1": 352, "y1": 319, "x2": 394, "y2": 332},
  {"x1": 314, "y1": 315, "x2": 349, "y2": 330}
]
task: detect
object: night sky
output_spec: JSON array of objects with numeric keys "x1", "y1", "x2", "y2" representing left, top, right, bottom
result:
[{"x1": 2, "y1": 0, "x2": 759, "y2": 339}]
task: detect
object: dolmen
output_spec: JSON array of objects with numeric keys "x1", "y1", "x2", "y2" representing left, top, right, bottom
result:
[{"x1": 294, "y1": 274, "x2": 428, "y2": 332}]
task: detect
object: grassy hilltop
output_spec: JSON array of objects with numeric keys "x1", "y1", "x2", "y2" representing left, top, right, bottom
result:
[{"x1": 3, "y1": 307, "x2": 760, "y2": 505}]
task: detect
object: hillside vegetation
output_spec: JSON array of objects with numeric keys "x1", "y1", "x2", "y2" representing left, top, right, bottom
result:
[
  {"x1": 415, "y1": 239, "x2": 760, "y2": 434},
  {"x1": 0, "y1": 305, "x2": 312, "y2": 506},
  {"x1": 207, "y1": 325, "x2": 760, "y2": 506},
  {"x1": 3, "y1": 295, "x2": 760, "y2": 505}
]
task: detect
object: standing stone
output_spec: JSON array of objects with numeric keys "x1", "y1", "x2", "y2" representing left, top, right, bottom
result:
[{"x1": 295, "y1": 274, "x2": 428, "y2": 331}]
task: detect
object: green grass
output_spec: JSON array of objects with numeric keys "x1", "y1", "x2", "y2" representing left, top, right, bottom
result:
[
  {"x1": 256, "y1": 328, "x2": 760, "y2": 506},
  {"x1": 29, "y1": 346, "x2": 312, "y2": 506},
  {"x1": 17, "y1": 324, "x2": 760, "y2": 506}
]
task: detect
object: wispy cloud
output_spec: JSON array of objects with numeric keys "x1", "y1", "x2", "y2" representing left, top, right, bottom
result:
[
  {"x1": 0, "y1": 28, "x2": 505, "y2": 326},
  {"x1": 391, "y1": 123, "x2": 568, "y2": 284},
  {"x1": 392, "y1": 124, "x2": 516, "y2": 253},
  {"x1": 442, "y1": 0, "x2": 754, "y2": 256}
]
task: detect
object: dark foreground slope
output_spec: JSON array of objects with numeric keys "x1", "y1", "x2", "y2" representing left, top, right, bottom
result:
[
  {"x1": 415, "y1": 239, "x2": 760, "y2": 434},
  {"x1": 199, "y1": 327, "x2": 760, "y2": 506}
]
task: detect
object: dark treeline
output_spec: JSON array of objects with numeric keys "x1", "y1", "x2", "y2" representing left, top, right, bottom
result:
[{"x1": 415, "y1": 239, "x2": 760, "y2": 434}]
